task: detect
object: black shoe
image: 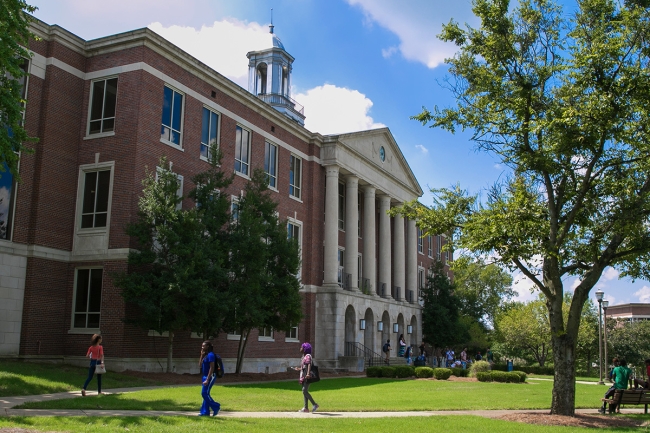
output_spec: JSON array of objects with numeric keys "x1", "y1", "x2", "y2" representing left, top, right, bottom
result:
[{"x1": 598, "y1": 408, "x2": 606, "y2": 414}]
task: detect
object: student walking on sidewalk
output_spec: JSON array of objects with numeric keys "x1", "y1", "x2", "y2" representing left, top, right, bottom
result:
[
  {"x1": 81, "y1": 334, "x2": 104, "y2": 396},
  {"x1": 199, "y1": 340, "x2": 221, "y2": 416},
  {"x1": 294, "y1": 342, "x2": 319, "y2": 413}
]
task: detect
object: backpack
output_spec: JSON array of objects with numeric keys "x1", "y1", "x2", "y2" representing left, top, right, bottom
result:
[
  {"x1": 215, "y1": 354, "x2": 225, "y2": 378},
  {"x1": 382, "y1": 343, "x2": 389, "y2": 353}
]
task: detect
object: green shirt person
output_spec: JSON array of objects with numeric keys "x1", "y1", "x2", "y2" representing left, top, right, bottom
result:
[{"x1": 612, "y1": 364, "x2": 633, "y2": 390}]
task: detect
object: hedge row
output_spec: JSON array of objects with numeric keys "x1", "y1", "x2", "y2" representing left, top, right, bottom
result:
[
  {"x1": 366, "y1": 365, "x2": 416, "y2": 378},
  {"x1": 451, "y1": 367, "x2": 469, "y2": 377},
  {"x1": 476, "y1": 370, "x2": 527, "y2": 383}
]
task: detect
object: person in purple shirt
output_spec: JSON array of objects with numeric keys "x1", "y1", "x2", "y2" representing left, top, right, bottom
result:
[{"x1": 199, "y1": 340, "x2": 221, "y2": 416}]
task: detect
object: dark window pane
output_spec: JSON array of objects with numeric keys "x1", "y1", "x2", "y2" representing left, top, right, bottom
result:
[
  {"x1": 170, "y1": 130, "x2": 180, "y2": 145},
  {"x1": 89, "y1": 120, "x2": 102, "y2": 135},
  {"x1": 95, "y1": 170, "x2": 110, "y2": 213},
  {"x1": 171, "y1": 92, "x2": 182, "y2": 131},
  {"x1": 74, "y1": 314, "x2": 87, "y2": 328},
  {"x1": 162, "y1": 87, "x2": 172, "y2": 127},
  {"x1": 234, "y1": 160, "x2": 241, "y2": 173},
  {"x1": 90, "y1": 81, "x2": 105, "y2": 121},
  {"x1": 270, "y1": 145, "x2": 276, "y2": 176},
  {"x1": 235, "y1": 126, "x2": 242, "y2": 161},
  {"x1": 102, "y1": 118, "x2": 114, "y2": 132},
  {"x1": 210, "y1": 112, "x2": 218, "y2": 144},
  {"x1": 104, "y1": 78, "x2": 117, "y2": 118},
  {"x1": 75, "y1": 269, "x2": 89, "y2": 312},
  {"x1": 81, "y1": 214, "x2": 94, "y2": 228},
  {"x1": 200, "y1": 144, "x2": 208, "y2": 159},
  {"x1": 241, "y1": 129, "x2": 249, "y2": 163},
  {"x1": 88, "y1": 269, "x2": 103, "y2": 312},
  {"x1": 87, "y1": 314, "x2": 100, "y2": 329},
  {"x1": 201, "y1": 108, "x2": 209, "y2": 145},
  {"x1": 82, "y1": 172, "x2": 97, "y2": 214},
  {"x1": 264, "y1": 143, "x2": 270, "y2": 173},
  {"x1": 0, "y1": 162, "x2": 14, "y2": 240},
  {"x1": 94, "y1": 213, "x2": 107, "y2": 228}
]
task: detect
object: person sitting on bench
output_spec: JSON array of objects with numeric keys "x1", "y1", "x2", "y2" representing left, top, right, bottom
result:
[
  {"x1": 600, "y1": 358, "x2": 632, "y2": 413},
  {"x1": 634, "y1": 359, "x2": 650, "y2": 389}
]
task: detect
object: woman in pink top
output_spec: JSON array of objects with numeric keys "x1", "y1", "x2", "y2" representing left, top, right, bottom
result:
[{"x1": 81, "y1": 334, "x2": 104, "y2": 396}]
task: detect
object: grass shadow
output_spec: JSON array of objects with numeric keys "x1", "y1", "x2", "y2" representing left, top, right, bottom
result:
[{"x1": 223, "y1": 377, "x2": 390, "y2": 392}]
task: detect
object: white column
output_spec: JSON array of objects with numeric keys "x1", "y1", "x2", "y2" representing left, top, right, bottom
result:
[
  {"x1": 323, "y1": 165, "x2": 339, "y2": 286},
  {"x1": 378, "y1": 195, "x2": 392, "y2": 298},
  {"x1": 393, "y1": 211, "x2": 405, "y2": 301},
  {"x1": 362, "y1": 186, "x2": 376, "y2": 296},
  {"x1": 344, "y1": 175, "x2": 359, "y2": 291},
  {"x1": 406, "y1": 219, "x2": 417, "y2": 303}
]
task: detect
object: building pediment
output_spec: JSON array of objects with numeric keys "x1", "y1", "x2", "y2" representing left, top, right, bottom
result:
[{"x1": 320, "y1": 128, "x2": 423, "y2": 203}]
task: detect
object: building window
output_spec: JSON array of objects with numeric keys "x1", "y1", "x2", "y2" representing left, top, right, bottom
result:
[
  {"x1": 231, "y1": 196, "x2": 240, "y2": 222},
  {"x1": 0, "y1": 162, "x2": 17, "y2": 241},
  {"x1": 259, "y1": 327, "x2": 274, "y2": 341},
  {"x1": 436, "y1": 235, "x2": 442, "y2": 260},
  {"x1": 445, "y1": 242, "x2": 450, "y2": 262},
  {"x1": 264, "y1": 142, "x2": 278, "y2": 188},
  {"x1": 286, "y1": 325, "x2": 299, "y2": 341},
  {"x1": 73, "y1": 268, "x2": 103, "y2": 329},
  {"x1": 288, "y1": 219, "x2": 302, "y2": 277},
  {"x1": 81, "y1": 170, "x2": 111, "y2": 229},
  {"x1": 235, "y1": 125, "x2": 251, "y2": 176},
  {"x1": 357, "y1": 253, "x2": 362, "y2": 287},
  {"x1": 417, "y1": 228, "x2": 424, "y2": 254},
  {"x1": 427, "y1": 235, "x2": 433, "y2": 258},
  {"x1": 338, "y1": 248, "x2": 345, "y2": 286},
  {"x1": 289, "y1": 155, "x2": 301, "y2": 199},
  {"x1": 201, "y1": 107, "x2": 219, "y2": 159},
  {"x1": 418, "y1": 267, "x2": 425, "y2": 289},
  {"x1": 155, "y1": 167, "x2": 184, "y2": 211},
  {"x1": 87, "y1": 77, "x2": 118, "y2": 135},
  {"x1": 160, "y1": 86, "x2": 184, "y2": 146},
  {"x1": 338, "y1": 182, "x2": 345, "y2": 231}
]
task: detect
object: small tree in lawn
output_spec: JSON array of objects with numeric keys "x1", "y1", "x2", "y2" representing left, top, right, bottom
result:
[
  {"x1": 397, "y1": 0, "x2": 650, "y2": 414},
  {"x1": 226, "y1": 169, "x2": 302, "y2": 374},
  {"x1": 117, "y1": 158, "x2": 209, "y2": 372},
  {"x1": 421, "y1": 260, "x2": 469, "y2": 365},
  {"x1": 495, "y1": 299, "x2": 550, "y2": 367}
]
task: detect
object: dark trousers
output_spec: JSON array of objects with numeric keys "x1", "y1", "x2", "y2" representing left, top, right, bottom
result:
[
  {"x1": 602, "y1": 386, "x2": 617, "y2": 409},
  {"x1": 83, "y1": 359, "x2": 102, "y2": 392},
  {"x1": 200, "y1": 374, "x2": 220, "y2": 415}
]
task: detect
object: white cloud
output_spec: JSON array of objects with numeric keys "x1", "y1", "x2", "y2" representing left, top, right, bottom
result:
[
  {"x1": 602, "y1": 267, "x2": 620, "y2": 281},
  {"x1": 415, "y1": 144, "x2": 428, "y2": 155},
  {"x1": 148, "y1": 19, "x2": 274, "y2": 87},
  {"x1": 512, "y1": 272, "x2": 540, "y2": 303},
  {"x1": 494, "y1": 163, "x2": 503, "y2": 170},
  {"x1": 635, "y1": 286, "x2": 650, "y2": 303},
  {"x1": 293, "y1": 84, "x2": 385, "y2": 134},
  {"x1": 346, "y1": 0, "x2": 477, "y2": 68},
  {"x1": 381, "y1": 46, "x2": 398, "y2": 59}
]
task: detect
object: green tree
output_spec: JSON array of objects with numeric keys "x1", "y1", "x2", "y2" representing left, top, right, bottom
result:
[
  {"x1": 608, "y1": 319, "x2": 650, "y2": 369},
  {"x1": 421, "y1": 260, "x2": 469, "y2": 357},
  {"x1": 397, "y1": 0, "x2": 650, "y2": 414},
  {"x1": 574, "y1": 297, "x2": 598, "y2": 375},
  {"x1": 1, "y1": 0, "x2": 38, "y2": 178},
  {"x1": 225, "y1": 169, "x2": 302, "y2": 374},
  {"x1": 495, "y1": 299, "x2": 550, "y2": 366},
  {"x1": 453, "y1": 257, "x2": 515, "y2": 327},
  {"x1": 116, "y1": 159, "x2": 211, "y2": 372}
]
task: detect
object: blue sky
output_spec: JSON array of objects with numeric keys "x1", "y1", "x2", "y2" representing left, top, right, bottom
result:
[{"x1": 29, "y1": 0, "x2": 650, "y2": 306}]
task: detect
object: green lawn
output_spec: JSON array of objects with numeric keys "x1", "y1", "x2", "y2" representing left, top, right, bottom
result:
[
  {"x1": 0, "y1": 415, "x2": 645, "y2": 433},
  {"x1": 529, "y1": 375, "x2": 603, "y2": 383},
  {"x1": 17, "y1": 378, "x2": 606, "y2": 412},
  {"x1": 0, "y1": 360, "x2": 167, "y2": 397}
]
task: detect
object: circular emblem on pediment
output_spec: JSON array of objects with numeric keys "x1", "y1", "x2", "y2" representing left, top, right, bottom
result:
[{"x1": 379, "y1": 146, "x2": 386, "y2": 162}]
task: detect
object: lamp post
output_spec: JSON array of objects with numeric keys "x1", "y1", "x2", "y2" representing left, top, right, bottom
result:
[
  {"x1": 596, "y1": 289, "x2": 604, "y2": 385},
  {"x1": 602, "y1": 299, "x2": 609, "y2": 381}
]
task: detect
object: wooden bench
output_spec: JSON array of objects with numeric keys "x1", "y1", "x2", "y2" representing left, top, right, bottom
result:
[{"x1": 601, "y1": 389, "x2": 650, "y2": 413}]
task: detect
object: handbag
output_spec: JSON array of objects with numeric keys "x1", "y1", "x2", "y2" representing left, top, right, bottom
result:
[
  {"x1": 306, "y1": 358, "x2": 320, "y2": 383},
  {"x1": 95, "y1": 363, "x2": 106, "y2": 374}
]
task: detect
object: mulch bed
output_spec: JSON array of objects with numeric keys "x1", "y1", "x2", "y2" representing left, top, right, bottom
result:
[{"x1": 499, "y1": 413, "x2": 648, "y2": 428}]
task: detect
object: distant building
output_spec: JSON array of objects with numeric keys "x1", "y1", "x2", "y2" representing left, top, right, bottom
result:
[
  {"x1": 606, "y1": 303, "x2": 650, "y2": 322},
  {"x1": 0, "y1": 18, "x2": 451, "y2": 373}
]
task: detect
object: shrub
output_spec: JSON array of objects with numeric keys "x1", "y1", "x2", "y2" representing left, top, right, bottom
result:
[
  {"x1": 470, "y1": 361, "x2": 491, "y2": 377},
  {"x1": 512, "y1": 371, "x2": 527, "y2": 382},
  {"x1": 476, "y1": 372, "x2": 492, "y2": 382},
  {"x1": 366, "y1": 366, "x2": 381, "y2": 377},
  {"x1": 415, "y1": 367, "x2": 434, "y2": 378},
  {"x1": 434, "y1": 368, "x2": 452, "y2": 380},
  {"x1": 394, "y1": 365, "x2": 415, "y2": 378},
  {"x1": 505, "y1": 372, "x2": 521, "y2": 383},
  {"x1": 381, "y1": 366, "x2": 396, "y2": 378},
  {"x1": 490, "y1": 371, "x2": 509, "y2": 382},
  {"x1": 451, "y1": 367, "x2": 469, "y2": 377}
]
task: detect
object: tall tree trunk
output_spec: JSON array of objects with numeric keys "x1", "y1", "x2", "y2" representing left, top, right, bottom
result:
[
  {"x1": 235, "y1": 329, "x2": 251, "y2": 374},
  {"x1": 550, "y1": 332, "x2": 577, "y2": 415},
  {"x1": 166, "y1": 331, "x2": 175, "y2": 373}
]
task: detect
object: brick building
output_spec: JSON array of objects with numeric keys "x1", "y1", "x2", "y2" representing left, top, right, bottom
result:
[{"x1": 0, "y1": 18, "x2": 449, "y2": 373}]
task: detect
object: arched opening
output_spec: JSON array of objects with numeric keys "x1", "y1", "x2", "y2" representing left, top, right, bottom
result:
[
  {"x1": 281, "y1": 66, "x2": 289, "y2": 96},
  {"x1": 345, "y1": 305, "x2": 356, "y2": 347},
  {"x1": 381, "y1": 311, "x2": 390, "y2": 356},
  {"x1": 363, "y1": 308, "x2": 374, "y2": 351},
  {"x1": 409, "y1": 315, "x2": 419, "y2": 348},
  {"x1": 256, "y1": 63, "x2": 268, "y2": 95},
  {"x1": 397, "y1": 313, "x2": 405, "y2": 356}
]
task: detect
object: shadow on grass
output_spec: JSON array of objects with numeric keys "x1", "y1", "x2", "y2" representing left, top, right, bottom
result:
[
  {"x1": 17, "y1": 395, "x2": 194, "y2": 411},
  {"x1": 223, "y1": 377, "x2": 393, "y2": 392},
  {"x1": 0, "y1": 374, "x2": 70, "y2": 397}
]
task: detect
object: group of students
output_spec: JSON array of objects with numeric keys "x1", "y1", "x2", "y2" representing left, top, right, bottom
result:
[
  {"x1": 599, "y1": 357, "x2": 650, "y2": 413},
  {"x1": 80, "y1": 335, "x2": 320, "y2": 415},
  {"x1": 382, "y1": 335, "x2": 427, "y2": 364}
]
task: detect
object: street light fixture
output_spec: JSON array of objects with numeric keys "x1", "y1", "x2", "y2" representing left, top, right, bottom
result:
[
  {"x1": 596, "y1": 289, "x2": 604, "y2": 385},
  {"x1": 602, "y1": 299, "x2": 609, "y2": 380}
]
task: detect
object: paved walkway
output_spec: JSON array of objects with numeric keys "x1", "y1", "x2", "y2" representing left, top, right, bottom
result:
[
  {"x1": 528, "y1": 378, "x2": 601, "y2": 386},
  {"x1": 3, "y1": 383, "x2": 646, "y2": 418}
]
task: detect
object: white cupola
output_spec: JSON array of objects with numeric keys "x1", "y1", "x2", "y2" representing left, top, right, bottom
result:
[{"x1": 246, "y1": 23, "x2": 305, "y2": 125}]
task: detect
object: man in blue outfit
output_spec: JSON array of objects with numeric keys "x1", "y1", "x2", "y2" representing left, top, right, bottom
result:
[{"x1": 199, "y1": 340, "x2": 221, "y2": 416}]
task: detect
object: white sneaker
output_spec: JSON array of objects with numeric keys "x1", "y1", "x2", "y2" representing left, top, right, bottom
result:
[
  {"x1": 298, "y1": 408, "x2": 309, "y2": 413},
  {"x1": 312, "y1": 404, "x2": 319, "y2": 413}
]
